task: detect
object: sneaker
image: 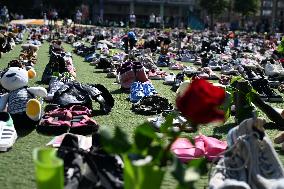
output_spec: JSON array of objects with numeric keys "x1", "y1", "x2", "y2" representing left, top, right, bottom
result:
[
  {"x1": 251, "y1": 79, "x2": 268, "y2": 101},
  {"x1": 183, "y1": 66, "x2": 198, "y2": 75},
  {"x1": 46, "y1": 77, "x2": 64, "y2": 101},
  {"x1": 208, "y1": 59, "x2": 222, "y2": 71},
  {"x1": 0, "y1": 112, "x2": 17, "y2": 152},
  {"x1": 227, "y1": 118, "x2": 284, "y2": 188},
  {"x1": 265, "y1": 62, "x2": 280, "y2": 77},
  {"x1": 164, "y1": 73, "x2": 176, "y2": 85},
  {"x1": 221, "y1": 64, "x2": 239, "y2": 75},
  {"x1": 260, "y1": 79, "x2": 283, "y2": 102}
]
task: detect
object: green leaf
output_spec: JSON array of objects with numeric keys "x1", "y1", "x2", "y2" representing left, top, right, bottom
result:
[
  {"x1": 99, "y1": 127, "x2": 131, "y2": 154},
  {"x1": 134, "y1": 123, "x2": 157, "y2": 151},
  {"x1": 172, "y1": 156, "x2": 201, "y2": 188},
  {"x1": 171, "y1": 156, "x2": 187, "y2": 185},
  {"x1": 160, "y1": 113, "x2": 176, "y2": 133},
  {"x1": 187, "y1": 158, "x2": 208, "y2": 175}
]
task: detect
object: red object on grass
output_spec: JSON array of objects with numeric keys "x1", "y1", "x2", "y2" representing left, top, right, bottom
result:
[{"x1": 176, "y1": 79, "x2": 226, "y2": 124}]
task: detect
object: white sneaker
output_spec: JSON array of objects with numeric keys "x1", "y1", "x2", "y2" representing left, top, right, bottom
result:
[
  {"x1": 265, "y1": 63, "x2": 280, "y2": 76},
  {"x1": 0, "y1": 112, "x2": 17, "y2": 152},
  {"x1": 164, "y1": 73, "x2": 176, "y2": 85}
]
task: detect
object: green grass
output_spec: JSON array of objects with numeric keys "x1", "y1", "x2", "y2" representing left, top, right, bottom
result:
[{"x1": 0, "y1": 41, "x2": 283, "y2": 189}]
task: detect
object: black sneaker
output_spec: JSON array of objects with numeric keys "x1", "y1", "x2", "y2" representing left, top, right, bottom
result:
[
  {"x1": 260, "y1": 79, "x2": 283, "y2": 102},
  {"x1": 251, "y1": 79, "x2": 268, "y2": 101}
]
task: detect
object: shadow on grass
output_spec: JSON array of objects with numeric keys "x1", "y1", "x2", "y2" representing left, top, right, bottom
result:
[
  {"x1": 213, "y1": 122, "x2": 237, "y2": 135},
  {"x1": 35, "y1": 80, "x2": 46, "y2": 85},
  {"x1": 94, "y1": 70, "x2": 106, "y2": 73},
  {"x1": 264, "y1": 122, "x2": 284, "y2": 131},
  {"x1": 16, "y1": 127, "x2": 35, "y2": 138},
  {"x1": 111, "y1": 88, "x2": 128, "y2": 94},
  {"x1": 91, "y1": 109, "x2": 110, "y2": 116},
  {"x1": 275, "y1": 147, "x2": 284, "y2": 155}
]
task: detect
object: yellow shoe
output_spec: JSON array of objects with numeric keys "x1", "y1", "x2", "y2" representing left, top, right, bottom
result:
[{"x1": 26, "y1": 99, "x2": 41, "y2": 121}]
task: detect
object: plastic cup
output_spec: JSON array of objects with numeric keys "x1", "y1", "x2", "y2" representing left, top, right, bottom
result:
[{"x1": 33, "y1": 148, "x2": 64, "y2": 189}]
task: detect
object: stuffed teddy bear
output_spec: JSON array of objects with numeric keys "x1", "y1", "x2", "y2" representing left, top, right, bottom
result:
[{"x1": 0, "y1": 67, "x2": 47, "y2": 128}]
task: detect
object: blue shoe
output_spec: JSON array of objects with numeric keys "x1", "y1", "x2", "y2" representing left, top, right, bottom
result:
[{"x1": 130, "y1": 82, "x2": 145, "y2": 103}]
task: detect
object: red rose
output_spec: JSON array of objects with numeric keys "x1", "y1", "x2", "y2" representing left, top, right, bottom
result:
[{"x1": 176, "y1": 79, "x2": 225, "y2": 124}]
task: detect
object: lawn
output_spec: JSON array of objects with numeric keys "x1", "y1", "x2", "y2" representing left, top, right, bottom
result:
[{"x1": 0, "y1": 39, "x2": 283, "y2": 189}]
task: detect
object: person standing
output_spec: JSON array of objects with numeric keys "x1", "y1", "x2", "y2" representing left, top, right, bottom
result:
[
  {"x1": 156, "y1": 15, "x2": 161, "y2": 28},
  {"x1": 76, "y1": 10, "x2": 82, "y2": 25},
  {"x1": 149, "y1": 13, "x2": 155, "y2": 28},
  {"x1": 129, "y1": 12, "x2": 136, "y2": 28}
]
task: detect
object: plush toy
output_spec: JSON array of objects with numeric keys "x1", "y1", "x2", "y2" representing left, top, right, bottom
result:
[{"x1": 0, "y1": 67, "x2": 47, "y2": 128}]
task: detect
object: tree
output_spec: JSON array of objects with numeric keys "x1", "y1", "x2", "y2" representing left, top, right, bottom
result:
[
  {"x1": 200, "y1": 0, "x2": 229, "y2": 28},
  {"x1": 233, "y1": 0, "x2": 260, "y2": 16},
  {"x1": 233, "y1": 0, "x2": 260, "y2": 29}
]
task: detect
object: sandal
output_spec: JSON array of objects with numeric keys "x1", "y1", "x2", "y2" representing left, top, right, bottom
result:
[{"x1": 171, "y1": 138, "x2": 204, "y2": 163}]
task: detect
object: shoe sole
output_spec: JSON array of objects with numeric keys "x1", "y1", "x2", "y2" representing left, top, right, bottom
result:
[
  {"x1": 268, "y1": 98, "x2": 283, "y2": 102},
  {"x1": 0, "y1": 133, "x2": 17, "y2": 152}
]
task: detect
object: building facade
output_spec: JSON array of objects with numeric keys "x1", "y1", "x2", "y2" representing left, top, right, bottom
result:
[{"x1": 92, "y1": 0, "x2": 198, "y2": 27}]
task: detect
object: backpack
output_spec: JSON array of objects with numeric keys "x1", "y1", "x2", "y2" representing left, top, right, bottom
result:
[
  {"x1": 57, "y1": 134, "x2": 124, "y2": 189},
  {"x1": 53, "y1": 82, "x2": 114, "y2": 114}
]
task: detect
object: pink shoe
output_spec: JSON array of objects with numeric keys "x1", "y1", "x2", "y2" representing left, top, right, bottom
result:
[
  {"x1": 69, "y1": 105, "x2": 92, "y2": 116},
  {"x1": 194, "y1": 135, "x2": 227, "y2": 161},
  {"x1": 171, "y1": 138, "x2": 205, "y2": 163},
  {"x1": 71, "y1": 115, "x2": 99, "y2": 135},
  {"x1": 45, "y1": 108, "x2": 73, "y2": 120}
]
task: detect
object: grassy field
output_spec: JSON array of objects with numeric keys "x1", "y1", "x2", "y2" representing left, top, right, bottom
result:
[{"x1": 0, "y1": 40, "x2": 283, "y2": 189}]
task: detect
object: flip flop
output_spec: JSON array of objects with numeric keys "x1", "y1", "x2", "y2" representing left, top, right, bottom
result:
[
  {"x1": 194, "y1": 134, "x2": 227, "y2": 161},
  {"x1": 171, "y1": 138, "x2": 205, "y2": 163}
]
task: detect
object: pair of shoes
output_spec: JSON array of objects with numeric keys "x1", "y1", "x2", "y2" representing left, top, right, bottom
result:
[
  {"x1": 209, "y1": 118, "x2": 284, "y2": 189},
  {"x1": 0, "y1": 112, "x2": 17, "y2": 152},
  {"x1": 38, "y1": 105, "x2": 97, "y2": 135},
  {"x1": 171, "y1": 135, "x2": 227, "y2": 163},
  {"x1": 129, "y1": 81, "x2": 157, "y2": 103}
]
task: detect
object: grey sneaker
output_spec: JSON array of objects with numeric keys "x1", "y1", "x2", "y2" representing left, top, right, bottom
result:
[
  {"x1": 226, "y1": 118, "x2": 284, "y2": 189},
  {"x1": 209, "y1": 139, "x2": 250, "y2": 189}
]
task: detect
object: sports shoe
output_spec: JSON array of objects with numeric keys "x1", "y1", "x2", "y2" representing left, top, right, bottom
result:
[
  {"x1": 164, "y1": 73, "x2": 176, "y2": 85},
  {"x1": 0, "y1": 112, "x2": 17, "y2": 152},
  {"x1": 221, "y1": 64, "x2": 239, "y2": 75},
  {"x1": 265, "y1": 62, "x2": 280, "y2": 77},
  {"x1": 227, "y1": 118, "x2": 284, "y2": 188},
  {"x1": 260, "y1": 79, "x2": 283, "y2": 102}
]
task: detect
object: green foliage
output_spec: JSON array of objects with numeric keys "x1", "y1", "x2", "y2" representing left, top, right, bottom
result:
[
  {"x1": 233, "y1": 0, "x2": 260, "y2": 16},
  {"x1": 277, "y1": 37, "x2": 284, "y2": 54},
  {"x1": 199, "y1": 0, "x2": 229, "y2": 16},
  {"x1": 99, "y1": 114, "x2": 207, "y2": 189}
]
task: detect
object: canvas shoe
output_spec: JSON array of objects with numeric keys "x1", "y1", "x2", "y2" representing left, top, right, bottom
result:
[
  {"x1": 227, "y1": 118, "x2": 284, "y2": 189},
  {"x1": 164, "y1": 73, "x2": 176, "y2": 85},
  {"x1": 265, "y1": 63, "x2": 280, "y2": 77},
  {"x1": 0, "y1": 112, "x2": 17, "y2": 152}
]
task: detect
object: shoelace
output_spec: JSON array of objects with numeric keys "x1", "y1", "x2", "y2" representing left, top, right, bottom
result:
[{"x1": 208, "y1": 132, "x2": 261, "y2": 186}]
